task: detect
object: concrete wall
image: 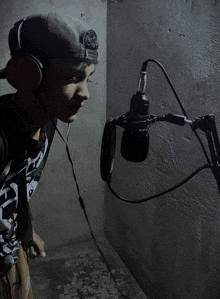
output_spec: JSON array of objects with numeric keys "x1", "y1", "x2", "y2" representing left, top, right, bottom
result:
[
  {"x1": 105, "y1": 1, "x2": 220, "y2": 298},
  {"x1": 0, "y1": 0, "x2": 107, "y2": 248}
]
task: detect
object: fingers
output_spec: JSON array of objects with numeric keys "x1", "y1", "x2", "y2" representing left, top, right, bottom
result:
[
  {"x1": 26, "y1": 243, "x2": 46, "y2": 259},
  {"x1": 26, "y1": 245, "x2": 39, "y2": 259},
  {"x1": 26, "y1": 230, "x2": 47, "y2": 259},
  {"x1": 34, "y1": 237, "x2": 45, "y2": 256},
  {"x1": 32, "y1": 230, "x2": 46, "y2": 257}
]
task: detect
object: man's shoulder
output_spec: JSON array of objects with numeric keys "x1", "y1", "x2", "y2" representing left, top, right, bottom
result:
[
  {"x1": 0, "y1": 94, "x2": 14, "y2": 169},
  {"x1": 0, "y1": 93, "x2": 14, "y2": 122}
]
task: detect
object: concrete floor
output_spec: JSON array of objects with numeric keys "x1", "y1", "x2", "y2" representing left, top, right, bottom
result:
[{"x1": 30, "y1": 234, "x2": 148, "y2": 299}]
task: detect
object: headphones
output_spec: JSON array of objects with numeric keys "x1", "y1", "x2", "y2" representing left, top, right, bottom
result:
[{"x1": 6, "y1": 18, "x2": 43, "y2": 91}]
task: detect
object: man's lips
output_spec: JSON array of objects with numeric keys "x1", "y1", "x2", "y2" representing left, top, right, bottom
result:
[{"x1": 68, "y1": 102, "x2": 84, "y2": 109}]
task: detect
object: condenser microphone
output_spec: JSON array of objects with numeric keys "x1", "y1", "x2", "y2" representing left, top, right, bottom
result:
[
  {"x1": 100, "y1": 71, "x2": 150, "y2": 181},
  {"x1": 120, "y1": 72, "x2": 150, "y2": 162}
]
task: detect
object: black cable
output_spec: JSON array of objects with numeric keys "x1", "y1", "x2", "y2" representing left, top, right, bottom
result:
[
  {"x1": 142, "y1": 59, "x2": 211, "y2": 166},
  {"x1": 108, "y1": 164, "x2": 210, "y2": 203},
  {"x1": 53, "y1": 122, "x2": 127, "y2": 299},
  {"x1": 105, "y1": 59, "x2": 213, "y2": 204},
  {"x1": 52, "y1": 123, "x2": 82, "y2": 197},
  {"x1": 81, "y1": 205, "x2": 127, "y2": 299},
  {"x1": 142, "y1": 59, "x2": 188, "y2": 117}
]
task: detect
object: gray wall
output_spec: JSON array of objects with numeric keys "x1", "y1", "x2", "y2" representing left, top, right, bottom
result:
[
  {"x1": 105, "y1": 1, "x2": 220, "y2": 298},
  {"x1": 0, "y1": 0, "x2": 107, "y2": 248},
  {"x1": 2, "y1": 1, "x2": 220, "y2": 298}
]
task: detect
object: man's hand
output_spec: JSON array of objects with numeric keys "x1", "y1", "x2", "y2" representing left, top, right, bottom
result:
[{"x1": 26, "y1": 229, "x2": 46, "y2": 259}]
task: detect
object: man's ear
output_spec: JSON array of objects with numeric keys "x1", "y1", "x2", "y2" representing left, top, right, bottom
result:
[
  {"x1": 0, "y1": 68, "x2": 7, "y2": 79},
  {"x1": 6, "y1": 56, "x2": 43, "y2": 91}
]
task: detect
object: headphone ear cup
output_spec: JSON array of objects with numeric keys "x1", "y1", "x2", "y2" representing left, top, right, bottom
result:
[{"x1": 6, "y1": 56, "x2": 43, "y2": 91}]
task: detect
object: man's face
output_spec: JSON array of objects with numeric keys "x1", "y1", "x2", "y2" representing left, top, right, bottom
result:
[{"x1": 39, "y1": 62, "x2": 95, "y2": 123}]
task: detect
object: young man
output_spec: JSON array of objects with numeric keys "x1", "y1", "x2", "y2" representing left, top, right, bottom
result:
[{"x1": 0, "y1": 12, "x2": 98, "y2": 298}]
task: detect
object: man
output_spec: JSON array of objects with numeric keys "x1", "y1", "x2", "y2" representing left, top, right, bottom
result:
[{"x1": 0, "y1": 12, "x2": 98, "y2": 298}]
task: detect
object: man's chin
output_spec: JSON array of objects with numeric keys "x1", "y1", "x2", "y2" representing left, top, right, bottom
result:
[{"x1": 58, "y1": 114, "x2": 77, "y2": 123}]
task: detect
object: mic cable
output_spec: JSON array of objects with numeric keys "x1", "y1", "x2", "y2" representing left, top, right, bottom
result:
[
  {"x1": 52, "y1": 121, "x2": 128, "y2": 299},
  {"x1": 104, "y1": 59, "x2": 214, "y2": 202},
  {"x1": 108, "y1": 164, "x2": 210, "y2": 203},
  {"x1": 141, "y1": 59, "x2": 211, "y2": 166}
]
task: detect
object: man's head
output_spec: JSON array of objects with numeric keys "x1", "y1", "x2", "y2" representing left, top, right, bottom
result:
[
  {"x1": 4, "y1": 12, "x2": 99, "y2": 124},
  {"x1": 6, "y1": 12, "x2": 99, "y2": 91}
]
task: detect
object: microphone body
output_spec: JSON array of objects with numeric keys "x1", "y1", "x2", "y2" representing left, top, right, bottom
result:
[{"x1": 120, "y1": 92, "x2": 150, "y2": 162}]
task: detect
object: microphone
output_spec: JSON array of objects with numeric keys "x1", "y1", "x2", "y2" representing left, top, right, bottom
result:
[
  {"x1": 100, "y1": 70, "x2": 150, "y2": 182},
  {"x1": 120, "y1": 72, "x2": 150, "y2": 162}
]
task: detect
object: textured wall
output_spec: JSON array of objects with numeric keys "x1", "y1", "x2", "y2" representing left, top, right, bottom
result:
[
  {"x1": 0, "y1": 0, "x2": 107, "y2": 248},
  {"x1": 105, "y1": 1, "x2": 220, "y2": 298}
]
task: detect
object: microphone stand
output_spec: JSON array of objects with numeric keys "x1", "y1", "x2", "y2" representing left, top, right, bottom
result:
[
  {"x1": 191, "y1": 114, "x2": 220, "y2": 193},
  {"x1": 101, "y1": 59, "x2": 220, "y2": 202},
  {"x1": 103, "y1": 113, "x2": 220, "y2": 202}
]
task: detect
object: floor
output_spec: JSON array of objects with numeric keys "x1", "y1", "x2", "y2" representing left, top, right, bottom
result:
[{"x1": 30, "y1": 234, "x2": 148, "y2": 299}]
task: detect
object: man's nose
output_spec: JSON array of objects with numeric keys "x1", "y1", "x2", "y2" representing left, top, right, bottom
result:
[{"x1": 76, "y1": 82, "x2": 90, "y2": 101}]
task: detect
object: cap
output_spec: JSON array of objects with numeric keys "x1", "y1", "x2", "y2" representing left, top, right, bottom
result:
[{"x1": 9, "y1": 12, "x2": 98, "y2": 67}]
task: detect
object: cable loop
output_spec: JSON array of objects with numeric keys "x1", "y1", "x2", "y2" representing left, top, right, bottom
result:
[{"x1": 106, "y1": 59, "x2": 213, "y2": 202}]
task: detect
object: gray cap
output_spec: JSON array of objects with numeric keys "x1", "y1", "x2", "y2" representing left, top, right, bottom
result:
[{"x1": 9, "y1": 12, "x2": 98, "y2": 67}]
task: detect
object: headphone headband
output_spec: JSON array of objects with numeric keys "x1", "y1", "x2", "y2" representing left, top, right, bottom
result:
[
  {"x1": 7, "y1": 17, "x2": 44, "y2": 90},
  {"x1": 9, "y1": 18, "x2": 26, "y2": 57}
]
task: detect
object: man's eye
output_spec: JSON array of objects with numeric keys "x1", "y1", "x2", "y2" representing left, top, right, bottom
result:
[{"x1": 66, "y1": 77, "x2": 78, "y2": 84}]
